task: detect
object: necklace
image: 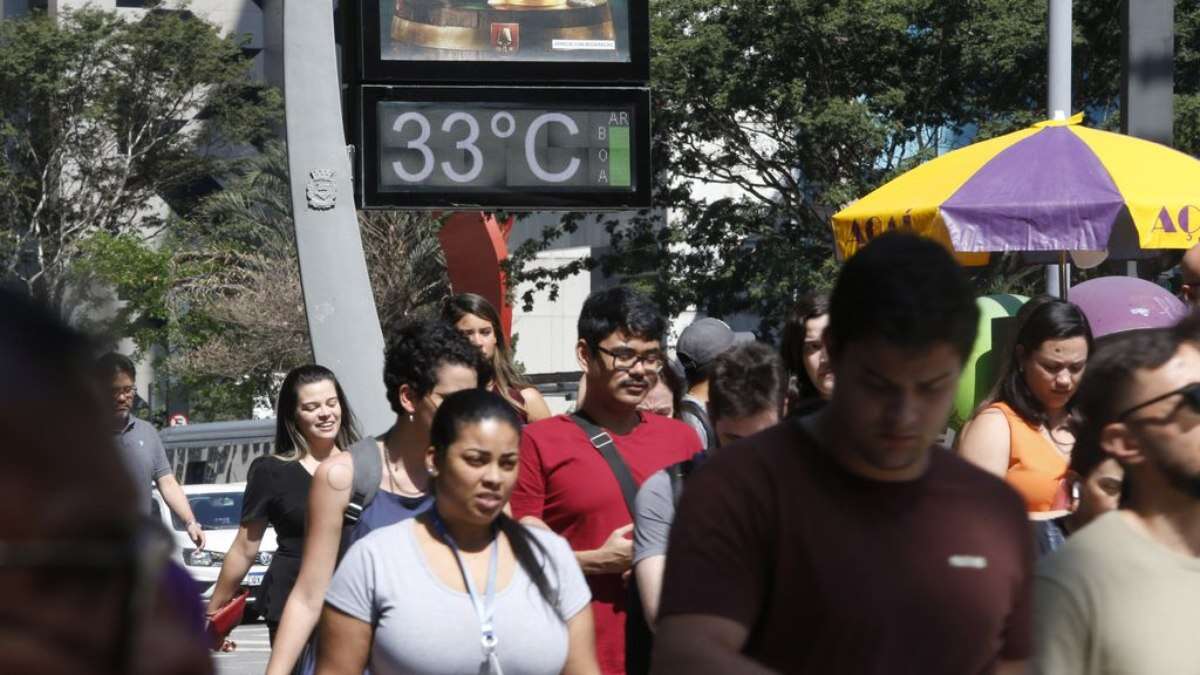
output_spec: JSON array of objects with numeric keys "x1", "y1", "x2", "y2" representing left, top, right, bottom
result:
[{"x1": 381, "y1": 442, "x2": 426, "y2": 497}]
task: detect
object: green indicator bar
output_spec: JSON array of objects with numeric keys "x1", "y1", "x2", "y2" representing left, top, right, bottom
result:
[{"x1": 608, "y1": 126, "x2": 631, "y2": 187}]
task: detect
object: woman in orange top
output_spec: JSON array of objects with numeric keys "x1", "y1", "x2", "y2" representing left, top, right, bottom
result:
[{"x1": 958, "y1": 297, "x2": 1094, "y2": 512}]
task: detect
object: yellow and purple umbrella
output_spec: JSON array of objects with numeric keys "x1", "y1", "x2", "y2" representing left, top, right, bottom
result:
[{"x1": 831, "y1": 113, "x2": 1200, "y2": 263}]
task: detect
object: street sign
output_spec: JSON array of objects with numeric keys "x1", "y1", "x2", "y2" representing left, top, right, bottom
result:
[
  {"x1": 347, "y1": 0, "x2": 649, "y2": 84},
  {"x1": 358, "y1": 85, "x2": 651, "y2": 209},
  {"x1": 169, "y1": 414, "x2": 189, "y2": 427}
]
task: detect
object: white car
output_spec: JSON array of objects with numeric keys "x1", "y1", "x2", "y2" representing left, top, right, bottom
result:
[{"x1": 151, "y1": 482, "x2": 278, "y2": 613}]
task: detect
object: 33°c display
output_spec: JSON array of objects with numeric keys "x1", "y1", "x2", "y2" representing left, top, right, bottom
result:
[{"x1": 359, "y1": 86, "x2": 650, "y2": 209}]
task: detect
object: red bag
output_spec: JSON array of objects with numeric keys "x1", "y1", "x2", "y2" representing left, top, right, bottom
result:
[{"x1": 205, "y1": 591, "x2": 249, "y2": 650}]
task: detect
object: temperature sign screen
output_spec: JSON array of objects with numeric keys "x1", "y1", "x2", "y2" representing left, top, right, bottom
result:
[{"x1": 359, "y1": 86, "x2": 650, "y2": 209}]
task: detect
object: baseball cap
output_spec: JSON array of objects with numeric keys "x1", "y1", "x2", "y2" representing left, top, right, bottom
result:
[{"x1": 675, "y1": 318, "x2": 755, "y2": 371}]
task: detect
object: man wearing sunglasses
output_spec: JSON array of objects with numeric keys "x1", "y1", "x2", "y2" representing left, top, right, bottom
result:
[
  {"x1": 511, "y1": 286, "x2": 702, "y2": 675},
  {"x1": 1033, "y1": 320, "x2": 1200, "y2": 675}
]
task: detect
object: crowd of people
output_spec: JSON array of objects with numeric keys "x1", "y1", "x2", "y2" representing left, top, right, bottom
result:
[{"x1": 2, "y1": 231, "x2": 1199, "y2": 675}]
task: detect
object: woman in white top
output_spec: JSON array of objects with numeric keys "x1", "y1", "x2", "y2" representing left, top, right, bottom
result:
[{"x1": 318, "y1": 389, "x2": 599, "y2": 675}]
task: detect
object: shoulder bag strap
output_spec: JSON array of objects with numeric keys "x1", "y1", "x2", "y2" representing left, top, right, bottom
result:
[
  {"x1": 680, "y1": 399, "x2": 717, "y2": 449},
  {"x1": 569, "y1": 412, "x2": 639, "y2": 516},
  {"x1": 343, "y1": 437, "x2": 382, "y2": 526}
]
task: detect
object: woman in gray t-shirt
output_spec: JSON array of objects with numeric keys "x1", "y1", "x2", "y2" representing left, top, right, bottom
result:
[{"x1": 319, "y1": 389, "x2": 598, "y2": 675}]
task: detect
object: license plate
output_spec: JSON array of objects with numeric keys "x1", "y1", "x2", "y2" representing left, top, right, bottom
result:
[{"x1": 245, "y1": 572, "x2": 264, "y2": 587}]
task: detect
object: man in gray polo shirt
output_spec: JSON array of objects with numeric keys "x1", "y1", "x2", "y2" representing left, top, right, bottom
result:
[{"x1": 97, "y1": 353, "x2": 204, "y2": 549}]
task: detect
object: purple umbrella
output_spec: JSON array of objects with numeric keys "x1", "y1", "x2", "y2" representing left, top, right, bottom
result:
[{"x1": 1069, "y1": 277, "x2": 1187, "y2": 338}]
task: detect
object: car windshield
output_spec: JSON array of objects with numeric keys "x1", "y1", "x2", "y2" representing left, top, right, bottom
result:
[{"x1": 172, "y1": 493, "x2": 243, "y2": 531}]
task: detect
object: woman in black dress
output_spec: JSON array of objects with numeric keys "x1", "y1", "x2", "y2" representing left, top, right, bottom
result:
[{"x1": 206, "y1": 365, "x2": 360, "y2": 649}]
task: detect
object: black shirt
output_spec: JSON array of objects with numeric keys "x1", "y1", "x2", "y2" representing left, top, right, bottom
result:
[{"x1": 242, "y1": 455, "x2": 312, "y2": 621}]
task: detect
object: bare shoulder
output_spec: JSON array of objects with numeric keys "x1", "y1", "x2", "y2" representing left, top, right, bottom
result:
[
  {"x1": 313, "y1": 452, "x2": 355, "y2": 502},
  {"x1": 960, "y1": 408, "x2": 1010, "y2": 443},
  {"x1": 520, "y1": 387, "x2": 553, "y2": 421},
  {"x1": 520, "y1": 386, "x2": 545, "y2": 401}
]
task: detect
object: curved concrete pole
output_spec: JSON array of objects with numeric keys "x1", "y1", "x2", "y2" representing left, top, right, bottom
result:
[{"x1": 283, "y1": 0, "x2": 392, "y2": 433}]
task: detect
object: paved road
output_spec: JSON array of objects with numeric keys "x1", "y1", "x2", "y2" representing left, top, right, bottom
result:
[{"x1": 213, "y1": 621, "x2": 270, "y2": 675}]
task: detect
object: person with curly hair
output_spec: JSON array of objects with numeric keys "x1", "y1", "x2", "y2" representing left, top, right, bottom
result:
[{"x1": 265, "y1": 320, "x2": 489, "y2": 675}]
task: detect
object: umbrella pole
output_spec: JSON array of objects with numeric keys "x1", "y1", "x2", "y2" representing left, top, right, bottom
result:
[{"x1": 1058, "y1": 251, "x2": 1070, "y2": 300}]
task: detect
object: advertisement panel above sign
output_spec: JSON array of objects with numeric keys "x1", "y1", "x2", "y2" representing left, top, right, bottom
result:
[
  {"x1": 353, "y1": 0, "x2": 649, "y2": 83},
  {"x1": 358, "y1": 86, "x2": 651, "y2": 209}
]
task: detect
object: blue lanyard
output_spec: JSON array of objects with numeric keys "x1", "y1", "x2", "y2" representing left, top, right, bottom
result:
[{"x1": 431, "y1": 509, "x2": 502, "y2": 674}]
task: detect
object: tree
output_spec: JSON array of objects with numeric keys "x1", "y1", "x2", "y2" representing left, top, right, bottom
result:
[
  {"x1": 506, "y1": 1, "x2": 1200, "y2": 336},
  {"x1": 0, "y1": 6, "x2": 279, "y2": 318},
  {"x1": 126, "y1": 142, "x2": 450, "y2": 421}
]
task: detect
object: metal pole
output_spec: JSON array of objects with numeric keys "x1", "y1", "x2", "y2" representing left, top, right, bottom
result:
[
  {"x1": 282, "y1": 0, "x2": 393, "y2": 434},
  {"x1": 1046, "y1": 0, "x2": 1072, "y2": 298}
]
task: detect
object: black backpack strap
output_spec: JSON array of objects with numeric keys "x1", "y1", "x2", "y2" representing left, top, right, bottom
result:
[
  {"x1": 666, "y1": 450, "x2": 710, "y2": 507},
  {"x1": 679, "y1": 398, "x2": 717, "y2": 450},
  {"x1": 569, "y1": 412, "x2": 639, "y2": 516},
  {"x1": 343, "y1": 437, "x2": 383, "y2": 527},
  {"x1": 666, "y1": 460, "x2": 691, "y2": 507}
]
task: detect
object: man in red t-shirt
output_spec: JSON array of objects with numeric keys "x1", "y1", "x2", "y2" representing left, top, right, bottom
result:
[{"x1": 511, "y1": 286, "x2": 702, "y2": 674}]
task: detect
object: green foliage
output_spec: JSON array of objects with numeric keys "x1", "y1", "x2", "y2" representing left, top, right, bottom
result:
[
  {"x1": 507, "y1": 1, "x2": 1200, "y2": 337},
  {"x1": 0, "y1": 6, "x2": 280, "y2": 312}
]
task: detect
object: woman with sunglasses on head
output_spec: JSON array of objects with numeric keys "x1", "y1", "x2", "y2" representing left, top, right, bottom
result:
[
  {"x1": 959, "y1": 297, "x2": 1094, "y2": 513},
  {"x1": 318, "y1": 389, "x2": 599, "y2": 675},
  {"x1": 443, "y1": 293, "x2": 553, "y2": 424},
  {"x1": 206, "y1": 365, "x2": 360, "y2": 651},
  {"x1": 266, "y1": 321, "x2": 489, "y2": 675}
]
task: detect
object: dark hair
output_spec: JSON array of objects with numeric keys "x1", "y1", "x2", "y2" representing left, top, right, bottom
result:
[
  {"x1": 986, "y1": 297, "x2": 1094, "y2": 428},
  {"x1": 95, "y1": 351, "x2": 137, "y2": 382},
  {"x1": 658, "y1": 357, "x2": 687, "y2": 418},
  {"x1": 780, "y1": 293, "x2": 830, "y2": 399},
  {"x1": 383, "y1": 320, "x2": 491, "y2": 416},
  {"x1": 441, "y1": 293, "x2": 532, "y2": 413},
  {"x1": 828, "y1": 234, "x2": 979, "y2": 362},
  {"x1": 577, "y1": 286, "x2": 666, "y2": 351},
  {"x1": 1, "y1": 292, "x2": 141, "y2": 672},
  {"x1": 273, "y1": 365, "x2": 361, "y2": 459},
  {"x1": 1070, "y1": 327, "x2": 1185, "y2": 495},
  {"x1": 429, "y1": 389, "x2": 561, "y2": 616},
  {"x1": 709, "y1": 343, "x2": 788, "y2": 422}
]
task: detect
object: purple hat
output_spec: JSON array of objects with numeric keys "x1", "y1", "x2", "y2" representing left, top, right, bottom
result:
[{"x1": 1069, "y1": 276, "x2": 1188, "y2": 339}]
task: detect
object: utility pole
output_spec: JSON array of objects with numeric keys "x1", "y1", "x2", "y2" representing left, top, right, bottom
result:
[
  {"x1": 1122, "y1": 0, "x2": 1175, "y2": 278},
  {"x1": 1047, "y1": 0, "x2": 1072, "y2": 298}
]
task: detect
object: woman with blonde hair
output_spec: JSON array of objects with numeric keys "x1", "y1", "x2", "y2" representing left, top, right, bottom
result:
[
  {"x1": 443, "y1": 293, "x2": 552, "y2": 423},
  {"x1": 207, "y1": 365, "x2": 360, "y2": 650}
]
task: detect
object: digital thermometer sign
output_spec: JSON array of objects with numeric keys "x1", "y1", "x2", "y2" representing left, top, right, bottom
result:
[{"x1": 359, "y1": 86, "x2": 650, "y2": 209}]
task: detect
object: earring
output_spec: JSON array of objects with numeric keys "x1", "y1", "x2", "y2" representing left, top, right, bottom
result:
[
  {"x1": 408, "y1": 413, "x2": 414, "y2": 422},
  {"x1": 427, "y1": 467, "x2": 438, "y2": 477}
]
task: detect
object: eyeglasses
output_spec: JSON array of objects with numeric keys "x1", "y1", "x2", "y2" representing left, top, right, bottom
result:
[
  {"x1": 594, "y1": 346, "x2": 664, "y2": 372},
  {"x1": 111, "y1": 386, "x2": 135, "y2": 398},
  {"x1": 1115, "y1": 382, "x2": 1200, "y2": 422}
]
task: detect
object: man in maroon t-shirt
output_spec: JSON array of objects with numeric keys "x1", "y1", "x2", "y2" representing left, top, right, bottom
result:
[
  {"x1": 652, "y1": 234, "x2": 1034, "y2": 675},
  {"x1": 512, "y1": 286, "x2": 701, "y2": 674}
]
